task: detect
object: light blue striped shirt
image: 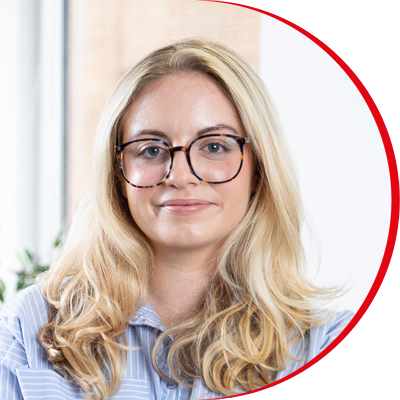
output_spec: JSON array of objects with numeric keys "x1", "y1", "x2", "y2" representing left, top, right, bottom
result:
[{"x1": 0, "y1": 285, "x2": 354, "y2": 399}]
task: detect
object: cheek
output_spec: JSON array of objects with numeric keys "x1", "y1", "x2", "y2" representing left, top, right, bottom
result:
[
  {"x1": 221, "y1": 175, "x2": 252, "y2": 221},
  {"x1": 126, "y1": 190, "x2": 153, "y2": 225}
]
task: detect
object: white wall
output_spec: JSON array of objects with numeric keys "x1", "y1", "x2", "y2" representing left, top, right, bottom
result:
[
  {"x1": 248, "y1": 2, "x2": 399, "y2": 399},
  {"x1": 0, "y1": 0, "x2": 64, "y2": 303},
  {"x1": 259, "y1": 14, "x2": 392, "y2": 313}
]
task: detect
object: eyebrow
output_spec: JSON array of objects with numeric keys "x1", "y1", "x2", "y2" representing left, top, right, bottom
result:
[{"x1": 127, "y1": 124, "x2": 240, "y2": 142}]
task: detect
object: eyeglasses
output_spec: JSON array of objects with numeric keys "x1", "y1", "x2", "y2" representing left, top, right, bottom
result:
[{"x1": 115, "y1": 134, "x2": 252, "y2": 188}]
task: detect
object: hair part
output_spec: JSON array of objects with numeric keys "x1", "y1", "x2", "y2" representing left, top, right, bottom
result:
[{"x1": 39, "y1": 38, "x2": 340, "y2": 399}]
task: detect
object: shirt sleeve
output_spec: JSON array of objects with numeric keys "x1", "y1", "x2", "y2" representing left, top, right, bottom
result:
[{"x1": 0, "y1": 311, "x2": 27, "y2": 400}]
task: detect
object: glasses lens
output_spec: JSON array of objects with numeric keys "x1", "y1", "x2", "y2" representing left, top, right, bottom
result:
[
  {"x1": 122, "y1": 140, "x2": 170, "y2": 186},
  {"x1": 191, "y1": 136, "x2": 242, "y2": 183}
]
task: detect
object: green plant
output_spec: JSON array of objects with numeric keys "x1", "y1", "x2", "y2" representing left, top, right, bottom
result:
[
  {"x1": 16, "y1": 249, "x2": 50, "y2": 291},
  {"x1": 16, "y1": 232, "x2": 63, "y2": 291},
  {"x1": 0, "y1": 279, "x2": 5, "y2": 303},
  {"x1": 0, "y1": 232, "x2": 63, "y2": 303}
]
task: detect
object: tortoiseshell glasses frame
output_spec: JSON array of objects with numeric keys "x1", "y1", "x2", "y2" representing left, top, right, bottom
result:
[{"x1": 115, "y1": 133, "x2": 252, "y2": 188}]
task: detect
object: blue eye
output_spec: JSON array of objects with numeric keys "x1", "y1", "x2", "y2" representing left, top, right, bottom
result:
[
  {"x1": 203, "y1": 143, "x2": 231, "y2": 154},
  {"x1": 146, "y1": 147, "x2": 160, "y2": 157},
  {"x1": 137, "y1": 146, "x2": 166, "y2": 159},
  {"x1": 207, "y1": 143, "x2": 221, "y2": 153}
]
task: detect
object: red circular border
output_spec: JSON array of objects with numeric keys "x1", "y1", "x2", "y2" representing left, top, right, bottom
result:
[{"x1": 198, "y1": 1, "x2": 400, "y2": 398}]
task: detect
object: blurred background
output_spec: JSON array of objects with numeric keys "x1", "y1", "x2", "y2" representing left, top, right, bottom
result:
[
  {"x1": 0, "y1": 0, "x2": 261, "y2": 303},
  {"x1": 0, "y1": 0, "x2": 391, "y2": 313}
]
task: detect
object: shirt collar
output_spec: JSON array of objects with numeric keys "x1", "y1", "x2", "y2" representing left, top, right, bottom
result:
[{"x1": 129, "y1": 302, "x2": 167, "y2": 332}]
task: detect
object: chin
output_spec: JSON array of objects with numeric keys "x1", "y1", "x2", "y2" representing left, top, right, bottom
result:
[
  {"x1": 157, "y1": 229, "x2": 218, "y2": 250},
  {"x1": 163, "y1": 236, "x2": 212, "y2": 249}
]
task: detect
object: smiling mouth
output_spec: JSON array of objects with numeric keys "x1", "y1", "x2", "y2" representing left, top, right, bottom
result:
[{"x1": 159, "y1": 199, "x2": 213, "y2": 214}]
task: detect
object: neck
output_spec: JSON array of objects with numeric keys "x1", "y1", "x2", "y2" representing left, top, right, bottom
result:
[{"x1": 146, "y1": 244, "x2": 220, "y2": 328}]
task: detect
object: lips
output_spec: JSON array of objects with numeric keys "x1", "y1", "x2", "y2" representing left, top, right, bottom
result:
[
  {"x1": 159, "y1": 199, "x2": 214, "y2": 214},
  {"x1": 160, "y1": 199, "x2": 213, "y2": 207}
]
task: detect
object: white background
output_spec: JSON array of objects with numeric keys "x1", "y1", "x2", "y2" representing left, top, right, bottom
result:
[
  {"x1": 221, "y1": 1, "x2": 399, "y2": 399},
  {"x1": 259, "y1": 9, "x2": 391, "y2": 314}
]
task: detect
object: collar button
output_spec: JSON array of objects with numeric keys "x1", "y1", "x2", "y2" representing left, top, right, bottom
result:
[{"x1": 166, "y1": 381, "x2": 178, "y2": 390}]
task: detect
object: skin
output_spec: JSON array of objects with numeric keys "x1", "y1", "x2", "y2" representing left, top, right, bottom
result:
[{"x1": 120, "y1": 71, "x2": 255, "y2": 326}]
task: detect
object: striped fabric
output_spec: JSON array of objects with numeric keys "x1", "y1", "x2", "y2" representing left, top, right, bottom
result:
[{"x1": 0, "y1": 285, "x2": 354, "y2": 400}]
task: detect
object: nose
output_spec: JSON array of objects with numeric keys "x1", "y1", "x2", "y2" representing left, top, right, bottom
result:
[{"x1": 164, "y1": 150, "x2": 198, "y2": 187}]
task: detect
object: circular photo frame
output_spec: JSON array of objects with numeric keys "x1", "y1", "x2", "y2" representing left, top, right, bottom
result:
[{"x1": 201, "y1": 1, "x2": 399, "y2": 398}]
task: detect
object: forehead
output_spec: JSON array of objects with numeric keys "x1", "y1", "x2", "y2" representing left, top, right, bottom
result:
[{"x1": 121, "y1": 72, "x2": 245, "y2": 142}]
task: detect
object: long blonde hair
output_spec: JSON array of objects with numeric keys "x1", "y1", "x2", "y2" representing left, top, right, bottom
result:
[{"x1": 39, "y1": 38, "x2": 337, "y2": 399}]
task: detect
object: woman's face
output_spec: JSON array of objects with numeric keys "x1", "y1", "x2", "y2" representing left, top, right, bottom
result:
[{"x1": 120, "y1": 72, "x2": 255, "y2": 253}]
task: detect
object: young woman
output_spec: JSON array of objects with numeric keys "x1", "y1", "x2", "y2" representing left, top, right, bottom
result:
[{"x1": 0, "y1": 38, "x2": 353, "y2": 400}]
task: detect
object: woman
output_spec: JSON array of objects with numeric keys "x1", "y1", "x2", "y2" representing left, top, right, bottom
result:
[{"x1": 0, "y1": 38, "x2": 353, "y2": 400}]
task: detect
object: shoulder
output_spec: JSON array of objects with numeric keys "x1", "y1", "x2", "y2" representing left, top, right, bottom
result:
[
  {"x1": 0, "y1": 284, "x2": 49, "y2": 346},
  {"x1": 276, "y1": 309, "x2": 355, "y2": 380},
  {"x1": 307, "y1": 309, "x2": 355, "y2": 359},
  {"x1": 0, "y1": 285, "x2": 86, "y2": 399}
]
